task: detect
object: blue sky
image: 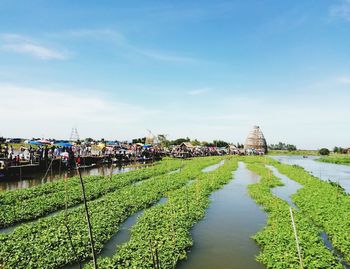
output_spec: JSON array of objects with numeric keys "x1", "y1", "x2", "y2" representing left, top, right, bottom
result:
[{"x1": 1, "y1": 0, "x2": 350, "y2": 149}]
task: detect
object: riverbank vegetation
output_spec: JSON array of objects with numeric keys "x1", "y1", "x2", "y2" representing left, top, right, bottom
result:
[
  {"x1": 0, "y1": 157, "x2": 225, "y2": 269},
  {"x1": 243, "y1": 157, "x2": 342, "y2": 268},
  {"x1": 268, "y1": 150, "x2": 319, "y2": 156},
  {"x1": 86, "y1": 158, "x2": 238, "y2": 268},
  {"x1": 1, "y1": 155, "x2": 350, "y2": 268},
  {"x1": 318, "y1": 154, "x2": 350, "y2": 165}
]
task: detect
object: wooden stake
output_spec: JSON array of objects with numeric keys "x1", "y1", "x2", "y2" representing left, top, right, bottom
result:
[
  {"x1": 78, "y1": 168, "x2": 98, "y2": 269},
  {"x1": 290, "y1": 207, "x2": 304, "y2": 269}
]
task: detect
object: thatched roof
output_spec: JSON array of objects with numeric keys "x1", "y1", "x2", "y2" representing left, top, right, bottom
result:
[
  {"x1": 180, "y1": 142, "x2": 195, "y2": 148},
  {"x1": 244, "y1": 126, "x2": 267, "y2": 152}
]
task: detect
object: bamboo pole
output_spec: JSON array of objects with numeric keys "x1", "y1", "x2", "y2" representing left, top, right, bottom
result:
[
  {"x1": 290, "y1": 207, "x2": 304, "y2": 269},
  {"x1": 78, "y1": 167, "x2": 98, "y2": 269},
  {"x1": 64, "y1": 173, "x2": 82, "y2": 269}
]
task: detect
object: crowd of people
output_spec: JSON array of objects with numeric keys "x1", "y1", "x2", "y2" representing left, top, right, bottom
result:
[{"x1": 0, "y1": 142, "x2": 164, "y2": 169}]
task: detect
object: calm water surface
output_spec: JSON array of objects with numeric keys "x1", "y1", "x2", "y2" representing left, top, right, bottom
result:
[
  {"x1": 177, "y1": 162, "x2": 266, "y2": 269},
  {"x1": 63, "y1": 198, "x2": 169, "y2": 269},
  {"x1": 0, "y1": 165, "x2": 147, "y2": 191},
  {"x1": 272, "y1": 156, "x2": 350, "y2": 193},
  {"x1": 202, "y1": 160, "x2": 225, "y2": 173},
  {"x1": 267, "y1": 165, "x2": 302, "y2": 208}
]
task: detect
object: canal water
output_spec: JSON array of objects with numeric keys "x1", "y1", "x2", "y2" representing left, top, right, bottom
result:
[
  {"x1": 267, "y1": 163, "x2": 350, "y2": 269},
  {"x1": 266, "y1": 165, "x2": 302, "y2": 208},
  {"x1": 0, "y1": 164, "x2": 147, "y2": 191},
  {"x1": 202, "y1": 160, "x2": 225, "y2": 173},
  {"x1": 177, "y1": 162, "x2": 266, "y2": 269},
  {"x1": 63, "y1": 197, "x2": 169, "y2": 269},
  {"x1": 272, "y1": 156, "x2": 350, "y2": 194}
]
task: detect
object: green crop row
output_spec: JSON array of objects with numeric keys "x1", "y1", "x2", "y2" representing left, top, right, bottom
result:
[
  {"x1": 244, "y1": 159, "x2": 342, "y2": 269},
  {"x1": 317, "y1": 155, "x2": 350, "y2": 166},
  {"x1": 0, "y1": 156, "x2": 224, "y2": 269},
  {"x1": 84, "y1": 157, "x2": 238, "y2": 269},
  {"x1": 0, "y1": 159, "x2": 183, "y2": 228},
  {"x1": 270, "y1": 160, "x2": 350, "y2": 263}
]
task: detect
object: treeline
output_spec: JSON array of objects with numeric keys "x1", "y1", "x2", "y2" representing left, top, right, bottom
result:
[
  {"x1": 268, "y1": 142, "x2": 297, "y2": 151},
  {"x1": 333, "y1": 146, "x2": 349, "y2": 154}
]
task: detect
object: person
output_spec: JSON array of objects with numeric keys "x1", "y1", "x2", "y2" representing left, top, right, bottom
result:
[{"x1": 76, "y1": 155, "x2": 81, "y2": 167}]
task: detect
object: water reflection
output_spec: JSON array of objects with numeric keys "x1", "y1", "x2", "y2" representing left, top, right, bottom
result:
[
  {"x1": 177, "y1": 162, "x2": 266, "y2": 269},
  {"x1": 0, "y1": 164, "x2": 148, "y2": 192}
]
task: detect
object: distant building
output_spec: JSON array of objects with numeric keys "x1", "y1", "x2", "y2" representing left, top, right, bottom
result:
[
  {"x1": 179, "y1": 142, "x2": 195, "y2": 150},
  {"x1": 145, "y1": 130, "x2": 156, "y2": 145},
  {"x1": 244, "y1": 126, "x2": 268, "y2": 154}
]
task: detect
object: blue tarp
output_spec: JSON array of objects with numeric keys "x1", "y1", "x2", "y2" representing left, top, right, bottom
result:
[
  {"x1": 107, "y1": 141, "x2": 119, "y2": 145},
  {"x1": 28, "y1": 141, "x2": 42, "y2": 145},
  {"x1": 55, "y1": 142, "x2": 73, "y2": 148}
]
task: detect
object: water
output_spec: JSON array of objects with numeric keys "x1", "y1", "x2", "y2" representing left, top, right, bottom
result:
[
  {"x1": 268, "y1": 162, "x2": 350, "y2": 268},
  {"x1": 177, "y1": 162, "x2": 266, "y2": 269},
  {"x1": 201, "y1": 160, "x2": 225, "y2": 173},
  {"x1": 63, "y1": 198, "x2": 168, "y2": 269},
  {"x1": 320, "y1": 232, "x2": 350, "y2": 269},
  {"x1": 0, "y1": 165, "x2": 144, "y2": 191},
  {"x1": 267, "y1": 165, "x2": 302, "y2": 208},
  {"x1": 272, "y1": 156, "x2": 350, "y2": 194}
]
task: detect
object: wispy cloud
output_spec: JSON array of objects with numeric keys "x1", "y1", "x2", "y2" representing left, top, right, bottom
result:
[
  {"x1": 336, "y1": 76, "x2": 350, "y2": 84},
  {"x1": 53, "y1": 28, "x2": 198, "y2": 64},
  {"x1": 330, "y1": 0, "x2": 350, "y2": 21},
  {"x1": 0, "y1": 84, "x2": 158, "y2": 139},
  {"x1": 0, "y1": 34, "x2": 68, "y2": 60},
  {"x1": 187, "y1": 87, "x2": 212, "y2": 96},
  {"x1": 135, "y1": 48, "x2": 197, "y2": 64}
]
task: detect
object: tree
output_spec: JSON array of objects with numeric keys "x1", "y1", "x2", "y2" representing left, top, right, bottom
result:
[
  {"x1": 213, "y1": 140, "x2": 229, "y2": 147},
  {"x1": 85, "y1": 137, "x2": 94, "y2": 143},
  {"x1": 319, "y1": 148, "x2": 330, "y2": 156},
  {"x1": 268, "y1": 142, "x2": 297, "y2": 151},
  {"x1": 191, "y1": 139, "x2": 201, "y2": 146},
  {"x1": 132, "y1": 137, "x2": 146, "y2": 144},
  {"x1": 171, "y1": 137, "x2": 190, "y2": 145},
  {"x1": 157, "y1": 134, "x2": 170, "y2": 147}
]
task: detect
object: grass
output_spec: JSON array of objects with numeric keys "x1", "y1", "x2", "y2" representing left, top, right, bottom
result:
[
  {"x1": 317, "y1": 154, "x2": 350, "y2": 166},
  {"x1": 268, "y1": 149, "x2": 319, "y2": 156}
]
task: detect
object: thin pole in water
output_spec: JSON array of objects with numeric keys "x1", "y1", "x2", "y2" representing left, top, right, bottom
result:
[
  {"x1": 290, "y1": 207, "x2": 303, "y2": 269},
  {"x1": 77, "y1": 167, "x2": 98, "y2": 269}
]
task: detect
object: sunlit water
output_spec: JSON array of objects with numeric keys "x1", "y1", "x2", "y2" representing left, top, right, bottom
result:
[
  {"x1": 268, "y1": 163, "x2": 350, "y2": 269},
  {"x1": 272, "y1": 156, "x2": 350, "y2": 194},
  {"x1": 177, "y1": 162, "x2": 266, "y2": 269},
  {"x1": 201, "y1": 160, "x2": 225, "y2": 173},
  {"x1": 266, "y1": 165, "x2": 302, "y2": 208}
]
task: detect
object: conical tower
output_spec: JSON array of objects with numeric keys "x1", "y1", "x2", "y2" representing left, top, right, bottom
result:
[
  {"x1": 145, "y1": 130, "x2": 155, "y2": 145},
  {"x1": 244, "y1": 126, "x2": 267, "y2": 153}
]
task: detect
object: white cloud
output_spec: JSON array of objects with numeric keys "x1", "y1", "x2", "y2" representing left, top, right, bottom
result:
[
  {"x1": 0, "y1": 84, "x2": 158, "y2": 139},
  {"x1": 336, "y1": 76, "x2": 350, "y2": 84},
  {"x1": 52, "y1": 28, "x2": 198, "y2": 63},
  {"x1": 0, "y1": 34, "x2": 68, "y2": 60},
  {"x1": 187, "y1": 87, "x2": 212, "y2": 95},
  {"x1": 134, "y1": 48, "x2": 197, "y2": 63},
  {"x1": 330, "y1": 0, "x2": 350, "y2": 21}
]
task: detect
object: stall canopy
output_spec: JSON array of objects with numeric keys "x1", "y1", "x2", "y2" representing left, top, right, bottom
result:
[
  {"x1": 55, "y1": 142, "x2": 73, "y2": 148},
  {"x1": 27, "y1": 140, "x2": 42, "y2": 146},
  {"x1": 38, "y1": 139, "x2": 51, "y2": 145}
]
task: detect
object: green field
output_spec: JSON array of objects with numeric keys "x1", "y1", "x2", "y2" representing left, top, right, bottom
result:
[
  {"x1": 318, "y1": 154, "x2": 350, "y2": 165},
  {"x1": 268, "y1": 150, "x2": 319, "y2": 156},
  {"x1": 0, "y1": 156, "x2": 349, "y2": 269}
]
